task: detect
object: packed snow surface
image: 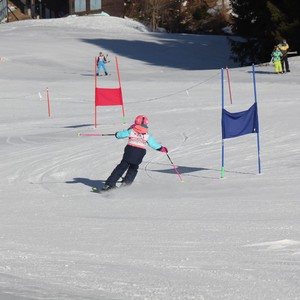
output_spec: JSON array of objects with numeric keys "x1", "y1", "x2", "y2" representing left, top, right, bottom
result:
[{"x1": 0, "y1": 16, "x2": 300, "y2": 300}]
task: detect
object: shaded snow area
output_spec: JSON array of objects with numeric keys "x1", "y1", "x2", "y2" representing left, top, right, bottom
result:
[{"x1": 0, "y1": 16, "x2": 300, "y2": 300}]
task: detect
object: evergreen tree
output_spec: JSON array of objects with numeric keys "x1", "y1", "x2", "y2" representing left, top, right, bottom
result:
[
  {"x1": 230, "y1": 0, "x2": 300, "y2": 66},
  {"x1": 270, "y1": 0, "x2": 300, "y2": 51},
  {"x1": 229, "y1": 0, "x2": 276, "y2": 66}
]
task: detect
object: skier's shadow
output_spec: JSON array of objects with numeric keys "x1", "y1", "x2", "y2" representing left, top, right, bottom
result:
[{"x1": 66, "y1": 177, "x2": 105, "y2": 189}]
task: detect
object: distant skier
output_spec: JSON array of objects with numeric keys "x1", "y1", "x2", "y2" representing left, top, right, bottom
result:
[
  {"x1": 99, "y1": 115, "x2": 168, "y2": 192},
  {"x1": 271, "y1": 46, "x2": 283, "y2": 74},
  {"x1": 278, "y1": 39, "x2": 290, "y2": 73},
  {"x1": 96, "y1": 51, "x2": 108, "y2": 76}
]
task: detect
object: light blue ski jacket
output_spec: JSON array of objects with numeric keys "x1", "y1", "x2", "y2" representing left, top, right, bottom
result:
[{"x1": 116, "y1": 127, "x2": 162, "y2": 151}]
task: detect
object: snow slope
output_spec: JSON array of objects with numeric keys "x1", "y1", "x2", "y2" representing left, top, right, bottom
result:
[{"x1": 0, "y1": 16, "x2": 300, "y2": 300}]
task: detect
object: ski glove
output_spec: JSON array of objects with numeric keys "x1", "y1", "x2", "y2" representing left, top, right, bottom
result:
[{"x1": 159, "y1": 146, "x2": 168, "y2": 153}]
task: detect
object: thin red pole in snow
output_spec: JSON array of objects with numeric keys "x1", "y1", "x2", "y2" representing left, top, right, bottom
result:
[
  {"x1": 115, "y1": 56, "x2": 126, "y2": 124},
  {"x1": 46, "y1": 87, "x2": 51, "y2": 117},
  {"x1": 226, "y1": 66, "x2": 233, "y2": 104}
]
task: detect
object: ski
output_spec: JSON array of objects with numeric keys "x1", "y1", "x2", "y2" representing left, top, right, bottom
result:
[
  {"x1": 92, "y1": 183, "x2": 129, "y2": 194},
  {"x1": 92, "y1": 186, "x2": 117, "y2": 193},
  {"x1": 92, "y1": 187, "x2": 104, "y2": 193}
]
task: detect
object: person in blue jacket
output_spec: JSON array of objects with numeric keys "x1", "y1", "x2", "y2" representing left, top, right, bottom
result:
[
  {"x1": 271, "y1": 45, "x2": 283, "y2": 74},
  {"x1": 96, "y1": 51, "x2": 108, "y2": 76},
  {"x1": 101, "y1": 115, "x2": 168, "y2": 191}
]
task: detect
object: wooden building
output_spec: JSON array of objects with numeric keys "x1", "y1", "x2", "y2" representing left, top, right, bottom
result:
[{"x1": 19, "y1": 0, "x2": 124, "y2": 18}]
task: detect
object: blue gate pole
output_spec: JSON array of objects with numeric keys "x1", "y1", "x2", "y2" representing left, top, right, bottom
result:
[
  {"x1": 252, "y1": 64, "x2": 262, "y2": 174},
  {"x1": 221, "y1": 68, "x2": 225, "y2": 178}
]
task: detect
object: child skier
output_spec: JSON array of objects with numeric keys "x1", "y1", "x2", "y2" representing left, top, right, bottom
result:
[
  {"x1": 99, "y1": 115, "x2": 168, "y2": 192},
  {"x1": 271, "y1": 46, "x2": 283, "y2": 74},
  {"x1": 96, "y1": 51, "x2": 108, "y2": 76}
]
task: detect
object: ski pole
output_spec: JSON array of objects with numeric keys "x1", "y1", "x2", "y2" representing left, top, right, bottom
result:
[
  {"x1": 77, "y1": 133, "x2": 115, "y2": 137},
  {"x1": 166, "y1": 153, "x2": 184, "y2": 182}
]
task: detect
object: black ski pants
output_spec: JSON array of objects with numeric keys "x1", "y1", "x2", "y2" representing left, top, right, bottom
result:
[
  {"x1": 281, "y1": 55, "x2": 290, "y2": 72},
  {"x1": 105, "y1": 159, "x2": 139, "y2": 187}
]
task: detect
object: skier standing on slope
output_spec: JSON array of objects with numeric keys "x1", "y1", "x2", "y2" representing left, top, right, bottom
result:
[
  {"x1": 278, "y1": 39, "x2": 290, "y2": 73},
  {"x1": 96, "y1": 51, "x2": 108, "y2": 76},
  {"x1": 100, "y1": 115, "x2": 168, "y2": 191},
  {"x1": 271, "y1": 45, "x2": 283, "y2": 74}
]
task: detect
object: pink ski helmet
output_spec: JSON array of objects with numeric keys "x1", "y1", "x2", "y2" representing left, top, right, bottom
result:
[{"x1": 135, "y1": 115, "x2": 149, "y2": 127}]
